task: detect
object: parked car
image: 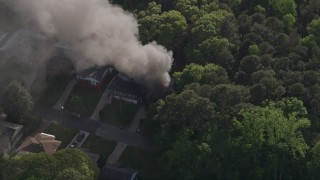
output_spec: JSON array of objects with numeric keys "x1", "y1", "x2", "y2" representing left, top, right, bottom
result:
[
  {"x1": 76, "y1": 132, "x2": 85, "y2": 142},
  {"x1": 70, "y1": 142, "x2": 77, "y2": 148}
]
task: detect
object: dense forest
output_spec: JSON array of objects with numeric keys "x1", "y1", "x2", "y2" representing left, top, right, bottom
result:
[{"x1": 112, "y1": 0, "x2": 320, "y2": 179}]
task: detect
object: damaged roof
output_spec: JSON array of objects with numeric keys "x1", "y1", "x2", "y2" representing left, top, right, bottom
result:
[
  {"x1": 108, "y1": 74, "x2": 142, "y2": 97},
  {"x1": 77, "y1": 66, "x2": 112, "y2": 82}
]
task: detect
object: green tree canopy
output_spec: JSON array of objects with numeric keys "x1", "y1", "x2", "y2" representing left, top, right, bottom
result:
[
  {"x1": 3, "y1": 149, "x2": 98, "y2": 180},
  {"x1": 151, "y1": 90, "x2": 215, "y2": 149},
  {"x1": 139, "y1": 9, "x2": 187, "y2": 49},
  {"x1": 306, "y1": 18, "x2": 320, "y2": 45},
  {"x1": 268, "y1": 0, "x2": 297, "y2": 17},
  {"x1": 1, "y1": 81, "x2": 34, "y2": 123},
  {"x1": 173, "y1": 63, "x2": 229, "y2": 92},
  {"x1": 233, "y1": 98, "x2": 310, "y2": 179},
  {"x1": 308, "y1": 141, "x2": 320, "y2": 179},
  {"x1": 191, "y1": 10, "x2": 233, "y2": 43},
  {"x1": 56, "y1": 168, "x2": 86, "y2": 180}
]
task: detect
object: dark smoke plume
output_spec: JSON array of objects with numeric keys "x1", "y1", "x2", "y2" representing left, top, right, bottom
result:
[{"x1": 2, "y1": 0, "x2": 173, "y2": 87}]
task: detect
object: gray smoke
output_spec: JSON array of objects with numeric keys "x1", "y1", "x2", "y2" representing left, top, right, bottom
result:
[{"x1": 4, "y1": 0, "x2": 173, "y2": 87}]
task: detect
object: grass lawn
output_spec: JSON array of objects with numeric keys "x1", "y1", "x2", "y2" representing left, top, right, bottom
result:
[
  {"x1": 40, "y1": 73, "x2": 71, "y2": 106},
  {"x1": 119, "y1": 147, "x2": 160, "y2": 179},
  {"x1": 21, "y1": 116, "x2": 42, "y2": 136},
  {"x1": 81, "y1": 134, "x2": 116, "y2": 159},
  {"x1": 100, "y1": 99, "x2": 140, "y2": 128},
  {"x1": 64, "y1": 85, "x2": 101, "y2": 117},
  {"x1": 43, "y1": 122, "x2": 78, "y2": 148}
]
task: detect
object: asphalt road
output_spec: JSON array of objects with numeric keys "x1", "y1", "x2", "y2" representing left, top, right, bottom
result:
[{"x1": 34, "y1": 107, "x2": 155, "y2": 151}]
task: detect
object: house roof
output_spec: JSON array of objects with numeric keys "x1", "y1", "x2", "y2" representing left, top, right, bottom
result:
[
  {"x1": 17, "y1": 133, "x2": 61, "y2": 155},
  {"x1": 109, "y1": 75, "x2": 141, "y2": 98},
  {"x1": 99, "y1": 166, "x2": 138, "y2": 180},
  {"x1": 0, "y1": 120, "x2": 23, "y2": 140},
  {"x1": 0, "y1": 29, "x2": 48, "y2": 59},
  {"x1": 78, "y1": 66, "x2": 112, "y2": 82}
]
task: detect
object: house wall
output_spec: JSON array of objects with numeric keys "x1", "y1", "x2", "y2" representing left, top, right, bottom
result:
[{"x1": 111, "y1": 90, "x2": 142, "y2": 104}]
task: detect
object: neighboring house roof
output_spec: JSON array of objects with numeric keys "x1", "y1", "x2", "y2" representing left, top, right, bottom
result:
[
  {"x1": 17, "y1": 133, "x2": 61, "y2": 155},
  {"x1": 77, "y1": 66, "x2": 112, "y2": 83},
  {"x1": 0, "y1": 119, "x2": 23, "y2": 141},
  {"x1": 0, "y1": 118, "x2": 24, "y2": 154},
  {"x1": 99, "y1": 166, "x2": 138, "y2": 180},
  {"x1": 109, "y1": 75, "x2": 141, "y2": 99},
  {"x1": 0, "y1": 29, "x2": 48, "y2": 59}
]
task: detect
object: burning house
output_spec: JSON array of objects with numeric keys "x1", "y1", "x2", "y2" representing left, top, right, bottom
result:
[
  {"x1": 108, "y1": 73, "x2": 143, "y2": 104},
  {"x1": 76, "y1": 66, "x2": 114, "y2": 92}
]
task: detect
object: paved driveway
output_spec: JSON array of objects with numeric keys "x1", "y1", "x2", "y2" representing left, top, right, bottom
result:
[{"x1": 35, "y1": 107, "x2": 155, "y2": 151}]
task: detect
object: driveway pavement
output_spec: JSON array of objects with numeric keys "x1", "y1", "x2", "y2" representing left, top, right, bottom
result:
[
  {"x1": 53, "y1": 80, "x2": 76, "y2": 110},
  {"x1": 90, "y1": 77, "x2": 117, "y2": 121},
  {"x1": 107, "y1": 142, "x2": 128, "y2": 164},
  {"x1": 34, "y1": 107, "x2": 155, "y2": 151}
]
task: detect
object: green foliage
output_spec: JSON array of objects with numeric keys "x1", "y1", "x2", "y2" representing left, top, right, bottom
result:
[
  {"x1": 173, "y1": 63, "x2": 229, "y2": 92},
  {"x1": 254, "y1": 5, "x2": 266, "y2": 14},
  {"x1": 248, "y1": 44, "x2": 260, "y2": 55},
  {"x1": 64, "y1": 85, "x2": 101, "y2": 117},
  {"x1": 308, "y1": 141, "x2": 320, "y2": 179},
  {"x1": 1, "y1": 81, "x2": 33, "y2": 123},
  {"x1": 268, "y1": 0, "x2": 297, "y2": 17},
  {"x1": 192, "y1": 10, "x2": 233, "y2": 43},
  {"x1": 0, "y1": 156, "x2": 7, "y2": 179},
  {"x1": 159, "y1": 133, "x2": 203, "y2": 179},
  {"x1": 139, "y1": 9, "x2": 187, "y2": 49},
  {"x1": 233, "y1": 98, "x2": 310, "y2": 178},
  {"x1": 67, "y1": 95, "x2": 85, "y2": 111},
  {"x1": 138, "y1": 1, "x2": 161, "y2": 17},
  {"x1": 56, "y1": 168, "x2": 86, "y2": 180},
  {"x1": 306, "y1": 18, "x2": 320, "y2": 45},
  {"x1": 175, "y1": 0, "x2": 202, "y2": 23},
  {"x1": 203, "y1": 84, "x2": 250, "y2": 114},
  {"x1": 282, "y1": 13, "x2": 296, "y2": 27},
  {"x1": 240, "y1": 55, "x2": 261, "y2": 73},
  {"x1": 3, "y1": 149, "x2": 98, "y2": 180},
  {"x1": 54, "y1": 149, "x2": 98, "y2": 179},
  {"x1": 152, "y1": 90, "x2": 215, "y2": 149},
  {"x1": 73, "y1": 0, "x2": 320, "y2": 178}
]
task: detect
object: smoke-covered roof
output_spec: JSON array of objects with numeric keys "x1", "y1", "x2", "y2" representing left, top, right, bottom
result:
[
  {"x1": 77, "y1": 66, "x2": 112, "y2": 82},
  {"x1": 0, "y1": 29, "x2": 48, "y2": 60},
  {"x1": 109, "y1": 75, "x2": 142, "y2": 97}
]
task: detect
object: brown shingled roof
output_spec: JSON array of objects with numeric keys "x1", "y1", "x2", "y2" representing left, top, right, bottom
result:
[{"x1": 17, "y1": 133, "x2": 61, "y2": 155}]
